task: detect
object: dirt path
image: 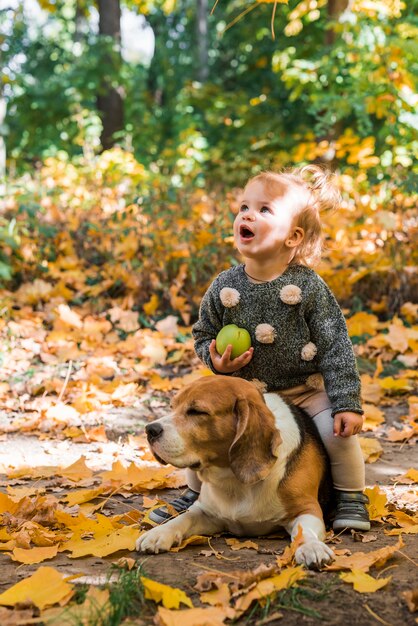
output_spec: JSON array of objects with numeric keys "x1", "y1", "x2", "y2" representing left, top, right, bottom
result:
[{"x1": 0, "y1": 404, "x2": 417, "y2": 625}]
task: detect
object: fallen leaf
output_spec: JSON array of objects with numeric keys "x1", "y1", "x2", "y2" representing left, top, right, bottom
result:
[
  {"x1": 155, "y1": 605, "x2": 229, "y2": 626},
  {"x1": 200, "y1": 583, "x2": 231, "y2": 607},
  {"x1": 340, "y1": 569, "x2": 391, "y2": 593},
  {"x1": 41, "y1": 587, "x2": 111, "y2": 624},
  {"x1": 0, "y1": 567, "x2": 74, "y2": 610},
  {"x1": 359, "y1": 437, "x2": 383, "y2": 463},
  {"x1": 170, "y1": 535, "x2": 209, "y2": 552},
  {"x1": 351, "y1": 531, "x2": 378, "y2": 543},
  {"x1": 365, "y1": 486, "x2": 390, "y2": 521},
  {"x1": 10, "y1": 545, "x2": 59, "y2": 564},
  {"x1": 346, "y1": 312, "x2": 379, "y2": 337},
  {"x1": 141, "y1": 577, "x2": 193, "y2": 609},
  {"x1": 59, "y1": 456, "x2": 94, "y2": 482},
  {"x1": 63, "y1": 525, "x2": 139, "y2": 558},
  {"x1": 225, "y1": 538, "x2": 259, "y2": 551},
  {"x1": 402, "y1": 588, "x2": 418, "y2": 612},
  {"x1": 362, "y1": 404, "x2": 385, "y2": 431},
  {"x1": 234, "y1": 567, "x2": 307, "y2": 615},
  {"x1": 326, "y1": 536, "x2": 404, "y2": 571}
]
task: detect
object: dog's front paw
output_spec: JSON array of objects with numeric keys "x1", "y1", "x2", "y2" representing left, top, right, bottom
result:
[
  {"x1": 295, "y1": 541, "x2": 334, "y2": 570},
  {"x1": 135, "y1": 526, "x2": 182, "y2": 554}
]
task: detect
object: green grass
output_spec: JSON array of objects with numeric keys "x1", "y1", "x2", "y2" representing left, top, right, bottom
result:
[
  {"x1": 42, "y1": 563, "x2": 150, "y2": 626},
  {"x1": 242, "y1": 576, "x2": 339, "y2": 624}
]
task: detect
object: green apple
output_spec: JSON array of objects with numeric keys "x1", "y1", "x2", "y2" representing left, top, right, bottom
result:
[{"x1": 216, "y1": 324, "x2": 252, "y2": 359}]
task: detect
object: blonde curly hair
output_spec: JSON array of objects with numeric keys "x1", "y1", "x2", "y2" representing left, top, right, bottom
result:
[{"x1": 246, "y1": 165, "x2": 341, "y2": 266}]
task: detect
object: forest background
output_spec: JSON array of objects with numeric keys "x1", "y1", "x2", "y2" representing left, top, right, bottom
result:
[{"x1": 0, "y1": 1, "x2": 417, "y2": 625}]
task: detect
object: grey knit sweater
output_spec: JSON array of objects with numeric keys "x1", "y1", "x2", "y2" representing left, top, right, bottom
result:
[{"x1": 192, "y1": 264, "x2": 363, "y2": 417}]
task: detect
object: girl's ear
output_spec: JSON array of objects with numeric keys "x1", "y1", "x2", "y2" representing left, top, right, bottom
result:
[{"x1": 286, "y1": 227, "x2": 304, "y2": 248}]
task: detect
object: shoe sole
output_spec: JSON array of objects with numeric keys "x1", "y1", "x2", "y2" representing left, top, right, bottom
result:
[
  {"x1": 148, "y1": 510, "x2": 176, "y2": 524},
  {"x1": 333, "y1": 520, "x2": 371, "y2": 531}
]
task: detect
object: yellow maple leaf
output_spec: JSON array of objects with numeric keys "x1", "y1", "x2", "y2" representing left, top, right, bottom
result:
[
  {"x1": 359, "y1": 437, "x2": 383, "y2": 463},
  {"x1": 379, "y1": 376, "x2": 412, "y2": 393},
  {"x1": 400, "y1": 302, "x2": 418, "y2": 324},
  {"x1": 10, "y1": 545, "x2": 59, "y2": 565},
  {"x1": 41, "y1": 587, "x2": 111, "y2": 624},
  {"x1": 65, "y1": 486, "x2": 107, "y2": 507},
  {"x1": 365, "y1": 486, "x2": 389, "y2": 520},
  {"x1": 140, "y1": 577, "x2": 193, "y2": 609},
  {"x1": 326, "y1": 536, "x2": 404, "y2": 572},
  {"x1": 340, "y1": 569, "x2": 391, "y2": 593},
  {"x1": 362, "y1": 404, "x2": 385, "y2": 431},
  {"x1": 156, "y1": 605, "x2": 229, "y2": 626},
  {"x1": 386, "y1": 320, "x2": 410, "y2": 353},
  {"x1": 200, "y1": 583, "x2": 231, "y2": 608},
  {"x1": 64, "y1": 525, "x2": 139, "y2": 558},
  {"x1": 170, "y1": 535, "x2": 209, "y2": 552},
  {"x1": 0, "y1": 567, "x2": 74, "y2": 610},
  {"x1": 360, "y1": 375, "x2": 383, "y2": 405},
  {"x1": 346, "y1": 312, "x2": 379, "y2": 337},
  {"x1": 57, "y1": 303, "x2": 83, "y2": 328},
  {"x1": 143, "y1": 294, "x2": 160, "y2": 316},
  {"x1": 225, "y1": 538, "x2": 259, "y2": 551},
  {"x1": 59, "y1": 456, "x2": 94, "y2": 482},
  {"x1": 0, "y1": 493, "x2": 19, "y2": 515},
  {"x1": 405, "y1": 468, "x2": 418, "y2": 482},
  {"x1": 234, "y1": 566, "x2": 306, "y2": 614}
]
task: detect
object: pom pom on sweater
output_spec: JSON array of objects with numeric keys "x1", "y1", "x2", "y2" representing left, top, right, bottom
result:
[
  {"x1": 220, "y1": 287, "x2": 240, "y2": 308},
  {"x1": 255, "y1": 323, "x2": 276, "y2": 344},
  {"x1": 279, "y1": 284, "x2": 302, "y2": 305},
  {"x1": 301, "y1": 342, "x2": 317, "y2": 361}
]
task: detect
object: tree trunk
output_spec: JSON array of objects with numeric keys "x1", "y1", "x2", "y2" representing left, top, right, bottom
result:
[
  {"x1": 196, "y1": 0, "x2": 209, "y2": 82},
  {"x1": 97, "y1": 0, "x2": 124, "y2": 150},
  {"x1": 0, "y1": 96, "x2": 6, "y2": 182},
  {"x1": 326, "y1": 0, "x2": 349, "y2": 45}
]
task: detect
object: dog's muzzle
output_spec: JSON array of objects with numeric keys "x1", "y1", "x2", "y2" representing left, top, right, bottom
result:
[{"x1": 145, "y1": 422, "x2": 163, "y2": 443}]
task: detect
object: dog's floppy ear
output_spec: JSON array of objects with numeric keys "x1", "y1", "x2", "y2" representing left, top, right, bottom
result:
[{"x1": 229, "y1": 397, "x2": 282, "y2": 484}]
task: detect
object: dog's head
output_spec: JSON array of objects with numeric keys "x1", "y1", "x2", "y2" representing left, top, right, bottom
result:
[{"x1": 145, "y1": 376, "x2": 282, "y2": 484}]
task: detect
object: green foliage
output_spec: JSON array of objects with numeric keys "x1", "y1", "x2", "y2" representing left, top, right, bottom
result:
[{"x1": 2, "y1": 0, "x2": 417, "y2": 191}]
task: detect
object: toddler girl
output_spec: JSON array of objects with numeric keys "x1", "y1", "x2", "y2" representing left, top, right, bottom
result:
[{"x1": 150, "y1": 166, "x2": 370, "y2": 532}]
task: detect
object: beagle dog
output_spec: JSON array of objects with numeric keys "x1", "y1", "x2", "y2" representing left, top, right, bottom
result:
[{"x1": 136, "y1": 376, "x2": 335, "y2": 569}]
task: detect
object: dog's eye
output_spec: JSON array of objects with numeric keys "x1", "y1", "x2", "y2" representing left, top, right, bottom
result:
[{"x1": 186, "y1": 408, "x2": 208, "y2": 417}]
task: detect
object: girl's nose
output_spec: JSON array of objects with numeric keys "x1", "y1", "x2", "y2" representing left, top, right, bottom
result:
[{"x1": 243, "y1": 211, "x2": 255, "y2": 221}]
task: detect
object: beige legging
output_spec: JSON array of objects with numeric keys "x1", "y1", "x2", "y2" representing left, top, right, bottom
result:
[{"x1": 186, "y1": 383, "x2": 365, "y2": 493}]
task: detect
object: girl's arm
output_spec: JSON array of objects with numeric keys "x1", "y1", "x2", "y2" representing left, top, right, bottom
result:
[
  {"x1": 306, "y1": 276, "x2": 363, "y2": 418},
  {"x1": 192, "y1": 282, "x2": 224, "y2": 372}
]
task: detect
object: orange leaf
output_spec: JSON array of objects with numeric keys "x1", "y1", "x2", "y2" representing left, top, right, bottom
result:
[
  {"x1": 225, "y1": 538, "x2": 259, "y2": 551},
  {"x1": 10, "y1": 545, "x2": 59, "y2": 565},
  {"x1": 59, "y1": 456, "x2": 94, "y2": 482}
]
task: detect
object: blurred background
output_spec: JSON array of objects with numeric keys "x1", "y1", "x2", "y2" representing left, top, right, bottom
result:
[{"x1": 0, "y1": 0, "x2": 417, "y2": 317}]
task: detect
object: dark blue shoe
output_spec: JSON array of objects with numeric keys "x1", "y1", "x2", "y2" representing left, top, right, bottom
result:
[
  {"x1": 148, "y1": 489, "x2": 199, "y2": 524},
  {"x1": 333, "y1": 491, "x2": 371, "y2": 531}
]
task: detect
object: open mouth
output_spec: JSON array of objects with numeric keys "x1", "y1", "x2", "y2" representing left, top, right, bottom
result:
[{"x1": 240, "y1": 225, "x2": 255, "y2": 240}]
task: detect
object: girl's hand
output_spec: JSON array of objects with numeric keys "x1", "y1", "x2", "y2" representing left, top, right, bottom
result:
[
  {"x1": 333, "y1": 411, "x2": 364, "y2": 438},
  {"x1": 209, "y1": 339, "x2": 254, "y2": 374}
]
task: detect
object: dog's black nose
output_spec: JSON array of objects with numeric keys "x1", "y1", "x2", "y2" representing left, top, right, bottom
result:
[{"x1": 145, "y1": 422, "x2": 163, "y2": 441}]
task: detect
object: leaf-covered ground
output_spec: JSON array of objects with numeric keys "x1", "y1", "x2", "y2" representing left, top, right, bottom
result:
[
  {"x1": 0, "y1": 312, "x2": 417, "y2": 625},
  {"x1": 0, "y1": 156, "x2": 417, "y2": 624}
]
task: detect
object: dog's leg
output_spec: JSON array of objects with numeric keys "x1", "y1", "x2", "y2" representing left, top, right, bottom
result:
[
  {"x1": 286, "y1": 510, "x2": 334, "y2": 569},
  {"x1": 136, "y1": 504, "x2": 223, "y2": 554}
]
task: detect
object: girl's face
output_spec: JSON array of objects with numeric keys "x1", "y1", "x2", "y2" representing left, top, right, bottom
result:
[{"x1": 233, "y1": 180, "x2": 303, "y2": 261}]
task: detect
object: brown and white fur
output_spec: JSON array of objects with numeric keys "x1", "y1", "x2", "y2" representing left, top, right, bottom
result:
[{"x1": 135, "y1": 376, "x2": 335, "y2": 569}]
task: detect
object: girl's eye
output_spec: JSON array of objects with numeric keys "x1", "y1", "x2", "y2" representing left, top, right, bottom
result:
[
  {"x1": 240, "y1": 204, "x2": 249, "y2": 212},
  {"x1": 260, "y1": 206, "x2": 271, "y2": 213}
]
